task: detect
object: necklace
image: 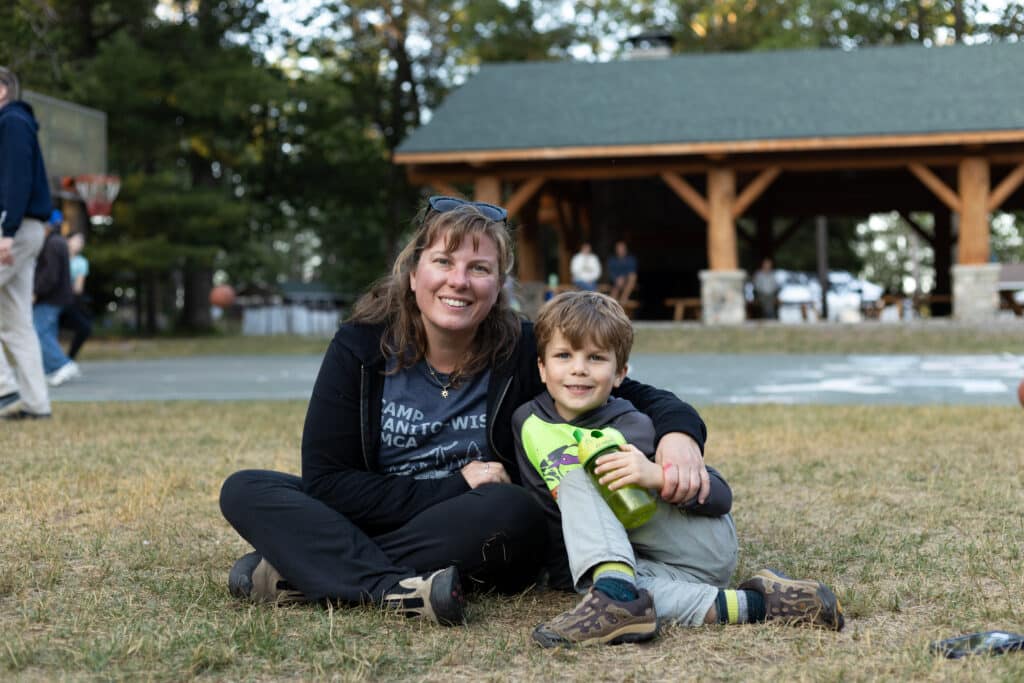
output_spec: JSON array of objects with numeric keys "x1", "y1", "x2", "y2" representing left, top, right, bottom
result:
[{"x1": 424, "y1": 361, "x2": 454, "y2": 398}]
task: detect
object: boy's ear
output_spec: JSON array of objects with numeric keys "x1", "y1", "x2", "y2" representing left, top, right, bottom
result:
[
  {"x1": 613, "y1": 362, "x2": 628, "y2": 388},
  {"x1": 537, "y1": 357, "x2": 548, "y2": 384}
]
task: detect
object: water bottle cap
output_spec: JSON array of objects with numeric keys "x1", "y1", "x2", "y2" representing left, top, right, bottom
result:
[{"x1": 575, "y1": 428, "x2": 624, "y2": 466}]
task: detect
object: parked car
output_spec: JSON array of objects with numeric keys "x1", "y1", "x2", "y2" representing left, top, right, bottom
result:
[{"x1": 749, "y1": 269, "x2": 883, "y2": 322}]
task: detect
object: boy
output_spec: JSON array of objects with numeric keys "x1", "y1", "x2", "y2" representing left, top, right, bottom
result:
[{"x1": 513, "y1": 291, "x2": 844, "y2": 647}]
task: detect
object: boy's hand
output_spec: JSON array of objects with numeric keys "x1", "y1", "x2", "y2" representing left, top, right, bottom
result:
[{"x1": 594, "y1": 444, "x2": 663, "y2": 491}]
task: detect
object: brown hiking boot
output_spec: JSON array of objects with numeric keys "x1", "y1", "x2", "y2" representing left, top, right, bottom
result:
[
  {"x1": 228, "y1": 552, "x2": 306, "y2": 605},
  {"x1": 739, "y1": 568, "x2": 845, "y2": 631},
  {"x1": 382, "y1": 566, "x2": 466, "y2": 626},
  {"x1": 532, "y1": 587, "x2": 658, "y2": 647}
]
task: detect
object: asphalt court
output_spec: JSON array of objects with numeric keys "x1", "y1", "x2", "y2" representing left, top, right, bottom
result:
[{"x1": 50, "y1": 353, "x2": 1024, "y2": 406}]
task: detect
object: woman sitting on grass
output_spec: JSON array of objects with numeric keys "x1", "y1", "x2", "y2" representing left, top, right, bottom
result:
[{"x1": 219, "y1": 196, "x2": 710, "y2": 625}]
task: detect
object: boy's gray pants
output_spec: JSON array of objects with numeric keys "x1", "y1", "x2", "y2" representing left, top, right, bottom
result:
[{"x1": 558, "y1": 468, "x2": 738, "y2": 626}]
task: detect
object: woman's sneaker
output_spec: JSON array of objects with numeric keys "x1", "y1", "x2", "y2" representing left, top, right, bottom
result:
[
  {"x1": 382, "y1": 566, "x2": 466, "y2": 626},
  {"x1": 739, "y1": 568, "x2": 845, "y2": 631},
  {"x1": 532, "y1": 587, "x2": 658, "y2": 647},
  {"x1": 228, "y1": 552, "x2": 306, "y2": 605}
]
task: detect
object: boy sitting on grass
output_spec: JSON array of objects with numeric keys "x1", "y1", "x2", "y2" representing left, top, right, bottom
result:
[{"x1": 513, "y1": 291, "x2": 844, "y2": 647}]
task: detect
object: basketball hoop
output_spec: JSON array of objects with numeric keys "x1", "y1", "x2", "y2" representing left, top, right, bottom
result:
[{"x1": 74, "y1": 174, "x2": 121, "y2": 225}]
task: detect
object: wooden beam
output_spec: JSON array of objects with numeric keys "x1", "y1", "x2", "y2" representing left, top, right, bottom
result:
[
  {"x1": 428, "y1": 181, "x2": 463, "y2": 198},
  {"x1": 504, "y1": 177, "x2": 546, "y2": 217},
  {"x1": 987, "y1": 161, "x2": 1024, "y2": 211},
  {"x1": 394, "y1": 130, "x2": 1024, "y2": 166},
  {"x1": 660, "y1": 172, "x2": 709, "y2": 221},
  {"x1": 707, "y1": 167, "x2": 738, "y2": 271},
  {"x1": 473, "y1": 176, "x2": 501, "y2": 205},
  {"x1": 736, "y1": 223, "x2": 754, "y2": 245},
  {"x1": 958, "y1": 157, "x2": 990, "y2": 264},
  {"x1": 772, "y1": 217, "x2": 804, "y2": 251},
  {"x1": 908, "y1": 163, "x2": 962, "y2": 213},
  {"x1": 896, "y1": 210, "x2": 935, "y2": 246},
  {"x1": 407, "y1": 150, "x2": 1024, "y2": 185},
  {"x1": 732, "y1": 167, "x2": 782, "y2": 218}
]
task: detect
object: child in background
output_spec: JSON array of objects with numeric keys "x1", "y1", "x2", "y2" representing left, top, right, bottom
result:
[{"x1": 513, "y1": 291, "x2": 843, "y2": 647}]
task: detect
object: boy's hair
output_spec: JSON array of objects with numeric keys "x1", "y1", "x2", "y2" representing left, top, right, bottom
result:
[
  {"x1": 0, "y1": 67, "x2": 20, "y2": 102},
  {"x1": 535, "y1": 291, "x2": 633, "y2": 370}
]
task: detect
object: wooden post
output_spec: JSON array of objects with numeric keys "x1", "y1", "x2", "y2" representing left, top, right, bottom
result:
[
  {"x1": 815, "y1": 215, "x2": 829, "y2": 319},
  {"x1": 756, "y1": 211, "x2": 774, "y2": 265},
  {"x1": 707, "y1": 167, "x2": 738, "y2": 271},
  {"x1": 473, "y1": 176, "x2": 501, "y2": 205},
  {"x1": 933, "y1": 210, "x2": 953, "y2": 316},
  {"x1": 517, "y1": 196, "x2": 541, "y2": 281},
  {"x1": 957, "y1": 157, "x2": 989, "y2": 264}
]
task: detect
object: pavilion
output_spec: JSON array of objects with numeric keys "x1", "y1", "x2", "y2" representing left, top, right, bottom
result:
[{"x1": 394, "y1": 43, "x2": 1024, "y2": 322}]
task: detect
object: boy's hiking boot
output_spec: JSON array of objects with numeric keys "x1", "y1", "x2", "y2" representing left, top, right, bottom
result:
[
  {"x1": 228, "y1": 552, "x2": 306, "y2": 605},
  {"x1": 382, "y1": 566, "x2": 466, "y2": 626},
  {"x1": 739, "y1": 568, "x2": 845, "y2": 631},
  {"x1": 532, "y1": 586, "x2": 658, "y2": 647}
]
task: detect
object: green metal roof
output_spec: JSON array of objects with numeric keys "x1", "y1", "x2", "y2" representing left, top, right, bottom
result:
[{"x1": 396, "y1": 43, "x2": 1024, "y2": 156}]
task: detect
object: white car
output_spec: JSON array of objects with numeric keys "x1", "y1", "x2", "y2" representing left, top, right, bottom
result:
[{"x1": 766, "y1": 270, "x2": 883, "y2": 322}]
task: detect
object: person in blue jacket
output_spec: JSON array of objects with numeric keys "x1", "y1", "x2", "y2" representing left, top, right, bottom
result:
[
  {"x1": 219, "y1": 196, "x2": 712, "y2": 626},
  {"x1": 0, "y1": 66, "x2": 53, "y2": 420}
]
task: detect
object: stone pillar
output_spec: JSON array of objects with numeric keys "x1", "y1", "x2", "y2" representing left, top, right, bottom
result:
[
  {"x1": 952, "y1": 263, "x2": 1001, "y2": 321},
  {"x1": 699, "y1": 269, "x2": 747, "y2": 324}
]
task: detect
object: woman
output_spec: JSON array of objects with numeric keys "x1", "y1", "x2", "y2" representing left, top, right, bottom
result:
[{"x1": 220, "y1": 197, "x2": 711, "y2": 626}]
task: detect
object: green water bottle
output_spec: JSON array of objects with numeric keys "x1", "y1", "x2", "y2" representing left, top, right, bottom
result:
[{"x1": 574, "y1": 428, "x2": 657, "y2": 529}]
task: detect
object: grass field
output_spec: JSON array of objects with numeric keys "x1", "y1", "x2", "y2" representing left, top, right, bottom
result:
[
  {"x1": 3, "y1": 402, "x2": 1023, "y2": 681},
  {"x1": 75, "y1": 319, "x2": 1024, "y2": 361}
]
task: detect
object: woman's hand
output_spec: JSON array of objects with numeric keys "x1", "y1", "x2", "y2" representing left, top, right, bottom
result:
[
  {"x1": 594, "y1": 444, "x2": 663, "y2": 491},
  {"x1": 655, "y1": 432, "x2": 709, "y2": 505},
  {"x1": 460, "y1": 460, "x2": 510, "y2": 488}
]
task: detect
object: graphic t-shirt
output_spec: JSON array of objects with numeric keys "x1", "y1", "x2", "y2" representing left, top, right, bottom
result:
[{"x1": 378, "y1": 361, "x2": 491, "y2": 479}]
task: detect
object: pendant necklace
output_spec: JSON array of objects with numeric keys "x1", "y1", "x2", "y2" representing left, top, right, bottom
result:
[{"x1": 425, "y1": 361, "x2": 454, "y2": 398}]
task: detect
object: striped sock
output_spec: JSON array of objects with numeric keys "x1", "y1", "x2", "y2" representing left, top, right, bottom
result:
[{"x1": 715, "y1": 589, "x2": 766, "y2": 624}]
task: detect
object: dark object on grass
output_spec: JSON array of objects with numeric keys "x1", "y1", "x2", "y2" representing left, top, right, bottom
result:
[{"x1": 930, "y1": 631, "x2": 1024, "y2": 659}]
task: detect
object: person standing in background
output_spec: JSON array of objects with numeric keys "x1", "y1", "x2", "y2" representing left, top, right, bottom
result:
[
  {"x1": 33, "y1": 211, "x2": 80, "y2": 387},
  {"x1": 752, "y1": 258, "x2": 780, "y2": 320},
  {"x1": 0, "y1": 66, "x2": 53, "y2": 420},
  {"x1": 570, "y1": 242, "x2": 601, "y2": 291},
  {"x1": 61, "y1": 230, "x2": 92, "y2": 361}
]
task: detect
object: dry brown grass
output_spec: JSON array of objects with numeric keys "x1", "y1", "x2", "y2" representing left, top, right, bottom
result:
[{"x1": 1, "y1": 402, "x2": 1022, "y2": 681}]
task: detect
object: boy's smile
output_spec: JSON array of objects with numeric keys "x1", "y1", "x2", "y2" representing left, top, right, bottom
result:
[{"x1": 539, "y1": 330, "x2": 627, "y2": 422}]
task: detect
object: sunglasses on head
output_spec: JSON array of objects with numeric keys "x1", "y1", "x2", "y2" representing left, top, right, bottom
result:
[{"x1": 428, "y1": 195, "x2": 509, "y2": 223}]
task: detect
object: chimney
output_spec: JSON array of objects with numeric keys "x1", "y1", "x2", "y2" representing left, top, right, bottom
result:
[{"x1": 622, "y1": 31, "x2": 675, "y2": 60}]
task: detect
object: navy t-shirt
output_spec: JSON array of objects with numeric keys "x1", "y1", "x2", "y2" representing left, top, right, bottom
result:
[
  {"x1": 378, "y1": 361, "x2": 491, "y2": 480},
  {"x1": 607, "y1": 254, "x2": 637, "y2": 281}
]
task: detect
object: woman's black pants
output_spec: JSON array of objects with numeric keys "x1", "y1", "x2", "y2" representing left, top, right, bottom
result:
[{"x1": 219, "y1": 470, "x2": 547, "y2": 604}]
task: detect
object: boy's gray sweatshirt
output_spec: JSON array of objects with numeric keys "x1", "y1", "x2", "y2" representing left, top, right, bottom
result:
[{"x1": 512, "y1": 391, "x2": 732, "y2": 590}]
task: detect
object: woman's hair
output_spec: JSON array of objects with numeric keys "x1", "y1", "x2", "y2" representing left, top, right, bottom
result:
[
  {"x1": 534, "y1": 291, "x2": 634, "y2": 371},
  {"x1": 349, "y1": 201, "x2": 520, "y2": 380}
]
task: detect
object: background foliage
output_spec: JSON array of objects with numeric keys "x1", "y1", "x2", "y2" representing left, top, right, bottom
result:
[{"x1": 2, "y1": 0, "x2": 1022, "y2": 331}]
